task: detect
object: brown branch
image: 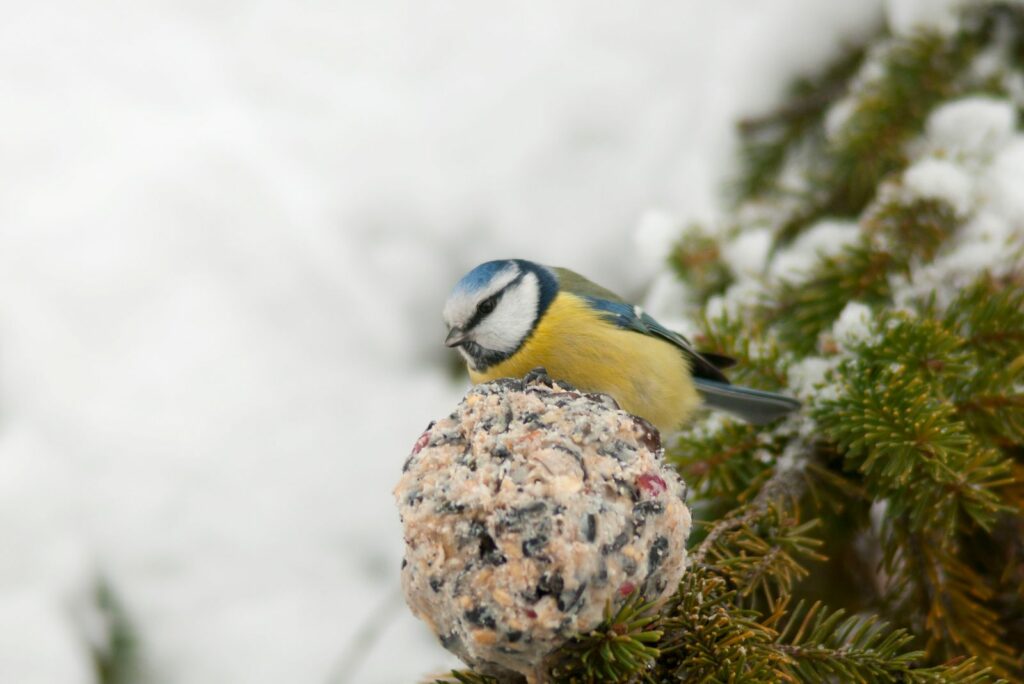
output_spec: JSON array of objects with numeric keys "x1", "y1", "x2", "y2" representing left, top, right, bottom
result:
[
  {"x1": 737, "y1": 82, "x2": 848, "y2": 135},
  {"x1": 691, "y1": 468, "x2": 806, "y2": 567}
]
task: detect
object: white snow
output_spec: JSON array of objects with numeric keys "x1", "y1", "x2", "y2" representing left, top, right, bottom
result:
[
  {"x1": 902, "y1": 158, "x2": 974, "y2": 215},
  {"x1": 0, "y1": 2, "x2": 885, "y2": 682},
  {"x1": 825, "y1": 45, "x2": 889, "y2": 142},
  {"x1": 892, "y1": 98, "x2": 1024, "y2": 311},
  {"x1": 769, "y1": 220, "x2": 861, "y2": 284},
  {"x1": 923, "y1": 97, "x2": 1017, "y2": 163},
  {"x1": 0, "y1": 591, "x2": 96, "y2": 684},
  {"x1": 894, "y1": 210, "x2": 1024, "y2": 310},
  {"x1": 775, "y1": 439, "x2": 808, "y2": 473},
  {"x1": 693, "y1": 412, "x2": 730, "y2": 440},
  {"x1": 705, "y1": 278, "x2": 767, "y2": 323},
  {"x1": 705, "y1": 225, "x2": 779, "y2": 322},
  {"x1": 642, "y1": 272, "x2": 700, "y2": 342},
  {"x1": 824, "y1": 98, "x2": 859, "y2": 143},
  {"x1": 0, "y1": 427, "x2": 105, "y2": 683},
  {"x1": 986, "y1": 137, "x2": 1024, "y2": 224},
  {"x1": 634, "y1": 209, "x2": 683, "y2": 273},
  {"x1": 787, "y1": 356, "x2": 840, "y2": 400},
  {"x1": 885, "y1": 0, "x2": 962, "y2": 36},
  {"x1": 722, "y1": 228, "x2": 773, "y2": 279},
  {"x1": 899, "y1": 99, "x2": 1019, "y2": 220},
  {"x1": 832, "y1": 302, "x2": 875, "y2": 351}
]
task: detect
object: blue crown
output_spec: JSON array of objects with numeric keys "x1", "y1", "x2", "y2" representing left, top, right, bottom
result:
[{"x1": 452, "y1": 260, "x2": 516, "y2": 294}]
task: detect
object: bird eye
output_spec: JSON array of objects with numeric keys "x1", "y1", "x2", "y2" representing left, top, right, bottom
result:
[{"x1": 478, "y1": 295, "x2": 498, "y2": 315}]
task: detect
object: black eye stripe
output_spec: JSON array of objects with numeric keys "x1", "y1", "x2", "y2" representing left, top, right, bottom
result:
[
  {"x1": 466, "y1": 271, "x2": 525, "y2": 331},
  {"x1": 467, "y1": 293, "x2": 501, "y2": 329},
  {"x1": 479, "y1": 295, "x2": 498, "y2": 313}
]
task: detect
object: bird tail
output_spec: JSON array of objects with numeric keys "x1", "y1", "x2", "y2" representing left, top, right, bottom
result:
[{"x1": 694, "y1": 379, "x2": 801, "y2": 425}]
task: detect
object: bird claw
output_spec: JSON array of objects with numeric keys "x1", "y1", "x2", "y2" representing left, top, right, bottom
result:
[
  {"x1": 523, "y1": 367, "x2": 553, "y2": 387},
  {"x1": 523, "y1": 367, "x2": 581, "y2": 394}
]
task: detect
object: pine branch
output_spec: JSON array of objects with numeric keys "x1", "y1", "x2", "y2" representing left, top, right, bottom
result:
[
  {"x1": 775, "y1": 600, "x2": 996, "y2": 683},
  {"x1": 420, "y1": 5, "x2": 1024, "y2": 681},
  {"x1": 770, "y1": 239, "x2": 892, "y2": 354},
  {"x1": 882, "y1": 524, "x2": 1020, "y2": 678},
  {"x1": 733, "y1": 42, "x2": 871, "y2": 203},
  {"x1": 696, "y1": 312, "x2": 791, "y2": 391},
  {"x1": 768, "y1": 195, "x2": 961, "y2": 355},
  {"x1": 815, "y1": 311, "x2": 1014, "y2": 535},
  {"x1": 656, "y1": 567, "x2": 789, "y2": 682},
  {"x1": 93, "y1": 578, "x2": 137, "y2": 684},
  {"x1": 771, "y1": 29, "x2": 974, "y2": 246},
  {"x1": 667, "y1": 421, "x2": 770, "y2": 504},
  {"x1": 689, "y1": 467, "x2": 807, "y2": 569},
  {"x1": 667, "y1": 225, "x2": 734, "y2": 303},
  {"x1": 545, "y1": 593, "x2": 663, "y2": 683}
]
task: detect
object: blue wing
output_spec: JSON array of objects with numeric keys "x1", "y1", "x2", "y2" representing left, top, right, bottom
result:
[
  {"x1": 578, "y1": 296, "x2": 730, "y2": 383},
  {"x1": 550, "y1": 266, "x2": 801, "y2": 424},
  {"x1": 578, "y1": 295, "x2": 801, "y2": 424}
]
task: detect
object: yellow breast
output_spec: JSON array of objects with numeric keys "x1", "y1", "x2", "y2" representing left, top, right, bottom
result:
[{"x1": 468, "y1": 292, "x2": 699, "y2": 433}]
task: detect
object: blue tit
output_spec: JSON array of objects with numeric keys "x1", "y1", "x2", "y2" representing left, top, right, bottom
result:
[{"x1": 442, "y1": 259, "x2": 800, "y2": 433}]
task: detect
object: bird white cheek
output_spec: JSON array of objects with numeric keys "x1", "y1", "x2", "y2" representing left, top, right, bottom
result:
[
  {"x1": 473, "y1": 316, "x2": 530, "y2": 353},
  {"x1": 472, "y1": 276, "x2": 539, "y2": 353}
]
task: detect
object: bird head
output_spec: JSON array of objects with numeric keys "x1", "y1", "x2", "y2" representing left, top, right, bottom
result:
[{"x1": 443, "y1": 259, "x2": 557, "y2": 371}]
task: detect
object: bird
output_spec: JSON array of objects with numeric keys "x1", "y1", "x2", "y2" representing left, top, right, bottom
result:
[{"x1": 442, "y1": 259, "x2": 800, "y2": 433}]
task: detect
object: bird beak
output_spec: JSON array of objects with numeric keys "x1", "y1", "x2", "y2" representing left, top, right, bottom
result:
[{"x1": 445, "y1": 327, "x2": 468, "y2": 348}]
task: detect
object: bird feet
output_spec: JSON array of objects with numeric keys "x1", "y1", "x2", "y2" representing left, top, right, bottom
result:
[{"x1": 523, "y1": 367, "x2": 554, "y2": 387}]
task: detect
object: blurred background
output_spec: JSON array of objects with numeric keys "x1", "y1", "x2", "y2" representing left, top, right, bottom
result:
[{"x1": 1, "y1": 1, "x2": 883, "y2": 682}]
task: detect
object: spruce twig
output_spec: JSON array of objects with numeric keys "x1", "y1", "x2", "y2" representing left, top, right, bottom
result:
[{"x1": 439, "y1": 4, "x2": 1024, "y2": 680}]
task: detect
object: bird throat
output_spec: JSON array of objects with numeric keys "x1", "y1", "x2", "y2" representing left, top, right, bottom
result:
[{"x1": 460, "y1": 340, "x2": 514, "y2": 372}]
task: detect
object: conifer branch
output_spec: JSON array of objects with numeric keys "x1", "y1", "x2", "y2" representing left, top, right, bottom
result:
[
  {"x1": 427, "y1": 4, "x2": 1024, "y2": 680},
  {"x1": 545, "y1": 594, "x2": 663, "y2": 683}
]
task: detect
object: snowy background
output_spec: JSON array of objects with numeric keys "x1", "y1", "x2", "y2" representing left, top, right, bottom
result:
[{"x1": 0, "y1": 2, "x2": 887, "y2": 682}]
